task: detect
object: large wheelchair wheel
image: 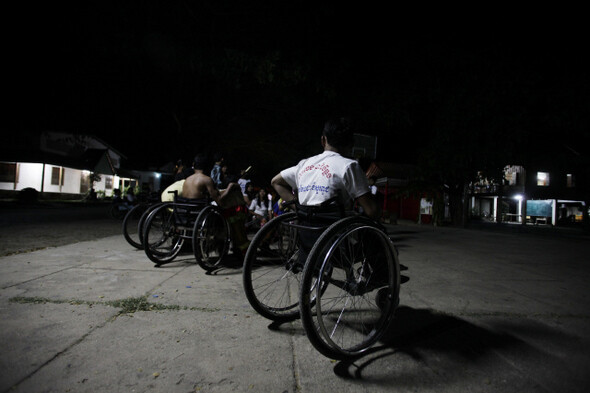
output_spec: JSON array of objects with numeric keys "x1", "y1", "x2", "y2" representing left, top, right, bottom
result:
[
  {"x1": 143, "y1": 203, "x2": 185, "y2": 265},
  {"x1": 299, "y1": 216, "x2": 400, "y2": 360},
  {"x1": 192, "y1": 205, "x2": 231, "y2": 272},
  {"x1": 122, "y1": 203, "x2": 150, "y2": 249},
  {"x1": 242, "y1": 212, "x2": 302, "y2": 322},
  {"x1": 136, "y1": 202, "x2": 166, "y2": 249}
]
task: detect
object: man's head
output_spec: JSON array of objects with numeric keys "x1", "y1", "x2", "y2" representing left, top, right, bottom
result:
[
  {"x1": 322, "y1": 117, "x2": 354, "y2": 151},
  {"x1": 213, "y1": 153, "x2": 223, "y2": 164},
  {"x1": 193, "y1": 154, "x2": 208, "y2": 171}
]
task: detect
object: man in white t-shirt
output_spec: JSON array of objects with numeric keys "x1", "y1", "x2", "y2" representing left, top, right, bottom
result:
[{"x1": 271, "y1": 117, "x2": 379, "y2": 220}]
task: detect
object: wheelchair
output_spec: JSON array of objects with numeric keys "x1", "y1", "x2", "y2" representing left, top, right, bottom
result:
[
  {"x1": 242, "y1": 199, "x2": 400, "y2": 360},
  {"x1": 122, "y1": 196, "x2": 164, "y2": 250},
  {"x1": 142, "y1": 196, "x2": 231, "y2": 271}
]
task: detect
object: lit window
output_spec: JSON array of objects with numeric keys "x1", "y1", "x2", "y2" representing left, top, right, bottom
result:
[
  {"x1": 537, "y1": 172, "x2": 550, "y2": 186},
  {"x1": 567, "y1": 174, "x2": 575, "y2": 188}
]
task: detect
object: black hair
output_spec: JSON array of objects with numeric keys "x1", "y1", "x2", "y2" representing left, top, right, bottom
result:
[
  {"x1": 193, "y1": 154, "x2": 208, "y2": 170},
  {"x1": 213, "y1": 152, "x2": 223, "y2": 163},
  {"x1": 322, "y1": 117, "x2": 354, "y2": 150},
  {"x1": 255, "y1": 188, "x2": 269, "y2": 209}
]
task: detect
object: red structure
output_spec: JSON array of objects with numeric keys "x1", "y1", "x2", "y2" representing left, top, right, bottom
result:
[{"x1": 365, "y1": 162, "x2": 422, "y2": 223}]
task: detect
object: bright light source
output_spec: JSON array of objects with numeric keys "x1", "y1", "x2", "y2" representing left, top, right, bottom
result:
[
  {"x1": 155, "y1": 172, "x2": 161, "y2": 178},
  {"x1": 537, "y1": 171, "x2": 550, "y2": 186},
  {"x1": 514, "y1": 194, "x2": 523, "y2": 200}
]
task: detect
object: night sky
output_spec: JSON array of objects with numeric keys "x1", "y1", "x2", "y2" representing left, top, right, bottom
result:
[{"x1": 6, "y1": 3, "x2": 589, "y2": 184}]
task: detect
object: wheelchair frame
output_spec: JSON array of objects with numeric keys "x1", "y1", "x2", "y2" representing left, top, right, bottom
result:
[
  {"x1": 142, "y1": 197, "x2": 231, "y2": 271},
  {"x1": 242, "y1": 203, "x2": 400, "y2": 360}
]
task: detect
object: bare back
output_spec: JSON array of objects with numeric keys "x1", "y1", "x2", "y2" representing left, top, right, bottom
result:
[{"x1": 182, "y1": 172, "x2": 219, "y2": 201}]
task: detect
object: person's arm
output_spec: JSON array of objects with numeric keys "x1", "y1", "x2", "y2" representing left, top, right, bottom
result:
[
  {"x1": 356, "y1": 192, "x2": 381, "y2": 221},
  {"x1": 204, "y1": 177, "x2": 222, "y2": 203},
  {"x1": 217, "y1": 183, "x2": 244, "y2": 209},
  {"x1": 271, "y1": 173, "x2": 295, "y2": 203}
]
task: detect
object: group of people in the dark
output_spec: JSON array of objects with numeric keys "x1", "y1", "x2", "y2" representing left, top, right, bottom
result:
[
  {"x1": 167, "y1": 152, "x2": 285, "y2": 256},
  {"x1": 163, "y1": 117, "x2": 380, "y2": 257}
]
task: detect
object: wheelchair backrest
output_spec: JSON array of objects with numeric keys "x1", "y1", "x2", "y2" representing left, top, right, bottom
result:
[
  {"x1": 172, "y1": 195, "x2": 211, "y2": 227},
  {"x1": 291, "y1": 197, "x2": 345, "y2": 254}
]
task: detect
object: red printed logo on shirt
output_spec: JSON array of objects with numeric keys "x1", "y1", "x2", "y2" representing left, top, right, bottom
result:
[{"x1": 298, "y1": 163, "x2": 332, "y2": 180}]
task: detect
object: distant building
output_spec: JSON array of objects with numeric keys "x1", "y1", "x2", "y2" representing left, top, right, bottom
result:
[
  {"x1": 470, "y1": 163, "x2": 587, "y2": 226},
  {"x1": 0, "y1": 131, "x2": 163, "y2": 199},
  {"x1": 364, "y1": 161, "x2": 444, "y2": 224}
]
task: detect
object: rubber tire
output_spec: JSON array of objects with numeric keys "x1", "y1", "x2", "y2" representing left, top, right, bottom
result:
[
  {"x1": 143, "y1": 203, "x2": 184, "y2": 265},
  {"x1": 299, "y1": 215, "x2": 400, "y2": 360},
  {"x1": 192, "y1": 206, "x2": 231, "y2": 272},
  {"x1": 242, "y1": 212, "x2": 302, "y2": 322},
  {"x1": 137, "y1": 202, "x2": 166, "y2": 250},
  {"x1": 122, "y1": 203, "x2": 149, "y2": 249}
]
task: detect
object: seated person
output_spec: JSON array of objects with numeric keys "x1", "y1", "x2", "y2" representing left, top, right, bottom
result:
[
  {"x1": 161, "y1": 179, "x2": 186, "y2": 202},
  {"x1": 248, "y1": 188, "x2": 273, "y2": 228},
  {"x1": 183, "y1": 154, "x2": 249, "y2": 255},
  {"x1": 237, "y1": 166, "x2": 252, "y2": 194},
  {"x1": 270, "y1": 190, "x2": 285, "y2": 217},
  {"x1": 243, "y1": 182, "x2": 256, "y2": 206},
  {"x1": 271, "y1": 117, "x2": 380, "y2": 269},
  {"x1": 112, "y1": 188, "x2": 123, "y2": 204},
  {"x1": 174, "y1": 159, "x2": 195, "y2": 181},
  {"x1": 271, "y1": 117, "x2": 379, "y2": 219},
  {"x1": 124, "y1": 189, "x2": 136, "y2": 204}
]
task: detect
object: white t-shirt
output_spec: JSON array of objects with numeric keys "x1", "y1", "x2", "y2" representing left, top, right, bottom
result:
[
  {"x1": 238, "y1": 178, "x2": 250, "y2": 194},
  {"x1": 280, "y1": 151, "x2": 370, "y2": 207},
  {"x1": 249, "y1": 199, "x2": 271, "y2": 217}
]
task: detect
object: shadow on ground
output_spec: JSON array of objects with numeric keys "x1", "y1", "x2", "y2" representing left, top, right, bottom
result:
[{"x1": 332, "y1": 306, "x2": 530, "y2": 380}]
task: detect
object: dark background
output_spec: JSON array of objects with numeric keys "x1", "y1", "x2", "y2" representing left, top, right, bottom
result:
[{"x1": 5, "y1": 2, "x2": 589, "y2": 186}]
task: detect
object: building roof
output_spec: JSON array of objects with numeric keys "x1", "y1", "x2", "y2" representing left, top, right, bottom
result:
[{"x1": 1, "y1": 131, "x2": 139, "y2": 176}]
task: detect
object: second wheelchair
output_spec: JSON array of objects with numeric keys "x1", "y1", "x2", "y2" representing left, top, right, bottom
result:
[{"x1": 142, "y1": 197, "x2": 231, "y2": 272}]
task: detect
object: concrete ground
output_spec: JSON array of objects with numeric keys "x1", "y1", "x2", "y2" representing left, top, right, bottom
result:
[{"x1": 1, "y1": 206, "x2": 589, "y2": 392}]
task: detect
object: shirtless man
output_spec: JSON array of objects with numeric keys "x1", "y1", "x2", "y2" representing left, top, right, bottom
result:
[
  {"x1": 183, "y1": 154, "x2": 243, "y2": 207},
  {"x1": 183, "y1": 154, "x2": 249, "y2": 254}
]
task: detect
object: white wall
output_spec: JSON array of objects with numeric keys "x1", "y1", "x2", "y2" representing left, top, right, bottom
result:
[
  {"x1": 0, "y1": 162, "x2": 115, "y2": 196},
  {"x1": 93, "y1": 174, "x2": 116, "y2": 197},
  {"x1": 62, "y1": 167, "x2": 82, "y2": 194},
  {"x1": 0, "y1": 162, "x2": 43, "y2": 191},
  {"x1": 1, "y1": 160, "x2": 159, "y2": 197},
  {"x1": 42, "y1": 165, "x2": 61, "y2": 193},
  {"x1": 16, "y1": 163, "x2": 44, "y2": 191}
]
